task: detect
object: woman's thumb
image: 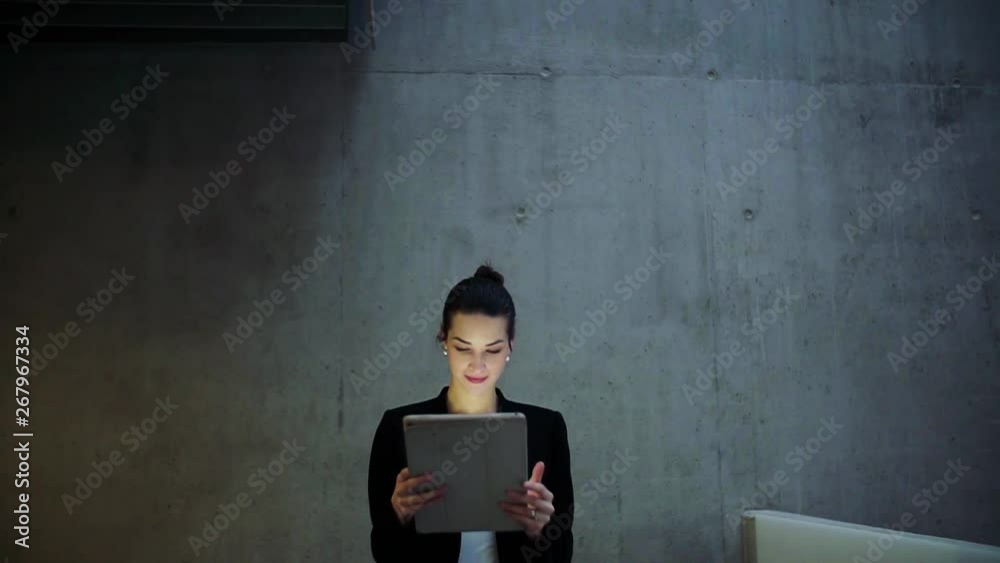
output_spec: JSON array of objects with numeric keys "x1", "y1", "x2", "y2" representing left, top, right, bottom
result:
[{"x1": 530, "y1": 461, "x2": 545, "y2": 483}]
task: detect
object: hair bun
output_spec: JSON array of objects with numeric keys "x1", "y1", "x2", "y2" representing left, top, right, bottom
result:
[{"x1": 473, "y1": 264, "x2": 505, "y2": 286}]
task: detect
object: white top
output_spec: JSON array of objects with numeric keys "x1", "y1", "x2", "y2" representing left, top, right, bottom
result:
[{"x1": 458, "y1": 531, "x2": 499, "y2": 563}]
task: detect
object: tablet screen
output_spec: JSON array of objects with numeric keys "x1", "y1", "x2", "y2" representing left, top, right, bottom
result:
[{"x1": 403, "y1": 413, "x2": 528, "y2": 533}]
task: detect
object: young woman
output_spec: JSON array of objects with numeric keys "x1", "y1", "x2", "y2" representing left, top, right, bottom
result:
[{"x1": 367, "y1": 263, "x2": 575, "y2": 562}]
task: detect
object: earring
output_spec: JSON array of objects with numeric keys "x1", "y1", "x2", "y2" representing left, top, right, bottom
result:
[
  {"x1": 443, "y1": 349, "x2": 448, "y2": 356},
  {"x1": 505, "y1": 356, "x2": 510, "y2": 362}
]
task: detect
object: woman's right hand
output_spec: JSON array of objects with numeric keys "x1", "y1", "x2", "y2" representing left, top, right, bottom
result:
[{"x1": 391, "y1": 467, "x2": 448, "y2": 526}]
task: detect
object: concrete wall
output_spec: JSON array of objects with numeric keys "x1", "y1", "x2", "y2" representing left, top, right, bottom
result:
[{"x1": 1, "y1": 1, "x2": 998, "y2": 562}]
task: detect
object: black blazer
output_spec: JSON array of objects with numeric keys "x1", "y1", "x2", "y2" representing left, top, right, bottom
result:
[{"x1": 367, "y1": 386, "x2": 574, "y2": 562}]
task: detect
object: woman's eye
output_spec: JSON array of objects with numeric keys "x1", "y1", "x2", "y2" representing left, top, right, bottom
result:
[{"x1": 454, "y1": 348, "x2": 502, "y2": 354}]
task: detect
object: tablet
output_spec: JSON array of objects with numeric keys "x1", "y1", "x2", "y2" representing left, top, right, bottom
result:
[{"x1": 402, "y1": 412, "x2": 527, "y2": 533}]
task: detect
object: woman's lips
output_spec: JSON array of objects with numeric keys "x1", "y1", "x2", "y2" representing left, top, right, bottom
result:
[{"x1": 465, "y1": 374, "x2": 488, "y2": 384}]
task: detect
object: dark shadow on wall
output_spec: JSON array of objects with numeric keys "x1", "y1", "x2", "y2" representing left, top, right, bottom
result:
[{"x1": 0, "y1": 26, "x2": 370, "y2": 561}]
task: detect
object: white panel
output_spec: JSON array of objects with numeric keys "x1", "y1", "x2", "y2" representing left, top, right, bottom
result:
[{"x1": 742, "y1": 510, "x2": 1000, "y2": 563}]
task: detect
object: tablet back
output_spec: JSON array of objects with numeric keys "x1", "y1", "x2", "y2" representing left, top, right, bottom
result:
[{"x1": 403, "y1": 413, "x2": 527, "y2": 533}]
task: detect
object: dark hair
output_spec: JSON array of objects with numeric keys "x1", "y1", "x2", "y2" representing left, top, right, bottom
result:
[{"x1": 436, "y1": 262, "x2": 516, "y2": 350}]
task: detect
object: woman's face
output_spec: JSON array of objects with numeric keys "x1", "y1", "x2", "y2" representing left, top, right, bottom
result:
[{"x1": 444, "y1": 312, "x2": 512, "y2": 395}]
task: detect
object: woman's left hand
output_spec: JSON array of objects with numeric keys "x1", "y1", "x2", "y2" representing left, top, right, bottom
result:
[{"x1": 500, "y1": 461, "x2": 555, "y2": 539}]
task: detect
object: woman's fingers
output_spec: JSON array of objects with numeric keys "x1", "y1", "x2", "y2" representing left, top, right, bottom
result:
[
  {"x1": 402, "y1": 491, "x2": 445, "y2": 511},
  {"x1": 501, "y1": 505, "x2": 548, "y2": 537},
  {"x1": 520, "y1": 481, "x2": 554, "y2": 501},
  {"x1": 396, "y1": 469, "x2": 444, "y2": 498},
  {"x1": 504, "y1": 489, "x2": 554, "y2": 512},
  {"x1": 392, "y1": 467, "x2": 451, "y2": 525},
  {"x1": 504, "y1": 510, "x2": 539, "y2": 527},
  {"x1": 505, "y1": 496, "x2": 554, "y2": 516},
  {"x1": 401, "y1": 490, "x2": 444, "y2": 520},
  {"x1": 399, "y1": 470, "x2": 436, "y2": 490},
  {"x1": 394, "y1": 487, "x2": 444, "y2": 525},
  {"x1": 403, "y1": 479, "x2": 438, "y2": 497},
  {"x1": 393, "y1": 467, "x2": 447, "y2": 522},
  {"x1": 500, "y1": 496, "x2": 553, "y2": 518},
  {"x1": 406, "y1": 478, "x2": 446, "y2": 499},
  {"x1": 396, "y1": 467, "x2": 416, "y2": 488},
  {"x1": 499, "y1": 500, "x2": 532, "y2": 518},
  {"x1": 399, "y1": 483, "x2": 447, "y2": 506},
  {"x1": 397, "y1": 468, "x2": 436, "y2": 489}
]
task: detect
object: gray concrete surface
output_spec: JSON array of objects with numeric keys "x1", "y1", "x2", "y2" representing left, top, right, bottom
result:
[{"x1": 1, "y1": 1, "x2": 998, "y2": 562}]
